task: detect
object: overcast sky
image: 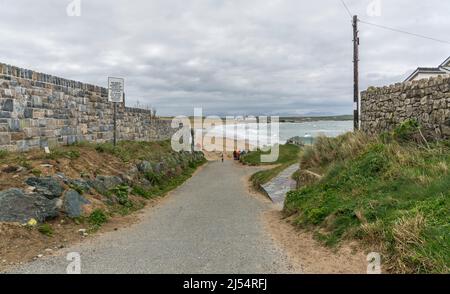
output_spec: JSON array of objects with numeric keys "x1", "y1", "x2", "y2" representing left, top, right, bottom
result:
[{"x1": 0, "y1": 0, "x2": 449, "y2": 116}]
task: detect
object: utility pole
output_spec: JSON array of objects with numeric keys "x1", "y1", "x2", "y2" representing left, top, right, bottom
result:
[{"x1": 352, "y1": 15, "x2": 360, "y2": 130}]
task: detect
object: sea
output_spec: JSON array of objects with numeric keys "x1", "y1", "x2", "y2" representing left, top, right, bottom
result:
[{"x1": 203, "y1": 120, "x2": 353, "y2": 146}]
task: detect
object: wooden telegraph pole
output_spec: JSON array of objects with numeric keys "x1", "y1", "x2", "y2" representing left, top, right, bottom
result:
[{"x1": 352, "y1": 15, "x2": 360, "y2": 130}]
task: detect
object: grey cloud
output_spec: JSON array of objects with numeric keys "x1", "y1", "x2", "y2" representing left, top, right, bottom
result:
[{"x1": 0, "y1": 0, "x2": 449, "y2": 116}]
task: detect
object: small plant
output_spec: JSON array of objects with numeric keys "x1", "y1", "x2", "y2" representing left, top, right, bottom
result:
[
  {"x1": 132, "y1": 185, "x2": 151, "y2": 199},
  {"x1": 145, "y1": 171, "x2": 163, "y2": 186},
  {"x1": 45, "y1": 149, "x2": 81, "y2": 160},
  {"x1": 69, "y1": 183, "x2": 85, "y2": 194},
  {"x1": 88, "y1": 209, "x2": 108, "y2": 227},
  {"x1": 393, "y1": 119, "x2": 420, "y2": 142},
  {"x1": 0, "y1": 149, "x2": 8, "y2": 160},
  {"x1": 113, "y1": 185, "x2": 132, "y2": 207},
  {"x1": 18, "y1": 157, "x2": 32, "y2": 169},
  {"x1": 38, "y1": 224, "x2": 53, "y2": 236},
  {"x1": 31, "y1": 168, "x2": 42, "y2": 177}
]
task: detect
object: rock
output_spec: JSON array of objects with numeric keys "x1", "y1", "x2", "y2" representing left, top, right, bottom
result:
[
  {"x1": 0, "y1": 188, "x2": 59, "y2": 223},
  {"x1": 153, "y1": 162, "x2": 165, "y2": 174},
  {"x1": 90, "y1": 175, "x2": 123, "y2": 194},
  {"x1": 68, "y1": 179, "x2": 91, "y2": 193},
  {"x1": 25, "y1": 177, "x2": 64, "y2": 199},
  {"x1": 63, "y1": 190, "x2": 90, "y2": 218},
  {"x1": 286, "y1": 136, "x2": 306, "y2": 146},
  {"x1": 1, "y1": 166, "x2": 19, "y2": 173},
  {"x1": 137, "y1": 161, "x2": 152, "y2": 173}
]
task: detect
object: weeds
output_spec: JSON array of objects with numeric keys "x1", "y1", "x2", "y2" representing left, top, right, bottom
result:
[
  {"x1": 38, "y1": 224, "x2": 53, "y2": 237},
  {"x1": 88, "y1": 209, "x2": 108, "y2": 228}
]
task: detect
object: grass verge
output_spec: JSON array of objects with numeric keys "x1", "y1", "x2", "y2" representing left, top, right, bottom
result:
[{"x1": 285, "y1": 127, "x2": 450, "y2": 273}]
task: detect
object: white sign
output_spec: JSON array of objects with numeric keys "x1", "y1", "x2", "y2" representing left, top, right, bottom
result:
[{"x1": 108, "y1": 77, "x2": 124, "y2": 103}]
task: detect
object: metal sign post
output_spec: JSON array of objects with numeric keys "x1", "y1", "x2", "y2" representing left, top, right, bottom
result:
[{"x1": 108, "y1": 77, "x2": 124, "y2": 146}]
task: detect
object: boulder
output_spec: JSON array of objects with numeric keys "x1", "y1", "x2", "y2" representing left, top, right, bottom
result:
[
  {"x1": 25, "y1": 177, "x2": 64, "y2": 199},
  {"x1": 63, "y1": 190, "x2": 90, "y2": 218},
  {"x1": 0, "y1": 188, "x2": 59, "y2": 223},
  {"x1": 55, "y1": 173, "x2": 91, "y2": 193},
  {"x1": 69, "y1": 179, "x2": 91, "y2": 192},
  {"x1": 153, "y1": 162, "x2": 165, "y2": 174},
  {"x1": 90, "y1": 175, "x2": 123, "y2": 194},
  {"x1": 137, "y1": 161, "x2": 153, "y2": 173}
]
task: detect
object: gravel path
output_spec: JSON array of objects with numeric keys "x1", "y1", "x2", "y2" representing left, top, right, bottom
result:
[{"x1": 10, "y1": 160, "x2": 297, "y2": 274}]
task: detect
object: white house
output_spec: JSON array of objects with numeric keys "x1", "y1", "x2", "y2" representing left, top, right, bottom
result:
[{"x1": 404, "y1": 56, "x2": 450, "y2": 82}]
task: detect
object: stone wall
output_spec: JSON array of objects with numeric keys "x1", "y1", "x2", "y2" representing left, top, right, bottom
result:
[
  {"x1": 361, "y1": 75, "x2": 450, "y2": 139},
  {"x1": 0, "y1": 63, "x2": 176, "y2": 151}
]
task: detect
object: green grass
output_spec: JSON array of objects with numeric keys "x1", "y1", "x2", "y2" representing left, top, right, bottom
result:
[
  {"x1": 94, "y1": 140, "x2": 174, "y2": 163},
  {"x1": 88, "y1": 209, "x2": 108, "y2": 228},
  {"x1": 0, "y1": 149, "x2": 8, "y2": 160},
  {"x1": 285, "y1": 131, "x2": 450, "y2": 273},
  {"x1": 38, "y1": 224, "x2": 53, "y2": 237},
  {"x1": 243, "y1": 144, "x2": 300, "y2": 191},
  {"x1": 240, "y1": 144, "x2": 300, "y2": 166}
]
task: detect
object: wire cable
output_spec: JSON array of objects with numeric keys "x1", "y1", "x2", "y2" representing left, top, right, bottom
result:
[
  {"x1": 339, "y1": 0, "x2": 353, "y2": 18},
  {"x1": 359, "y1": 19, "x2": 450, "y2": 45}
]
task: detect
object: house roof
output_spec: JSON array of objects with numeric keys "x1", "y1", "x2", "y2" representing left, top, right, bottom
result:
[
  {"x1": 404, "y1": 67, "x2": 447, "y2": 82},
  {"x1": 404, "y1": 56, "x2": 450, "y2": 82},
  {"x1": 439, "y1": 56, "x2": 450, "y2": 68}
]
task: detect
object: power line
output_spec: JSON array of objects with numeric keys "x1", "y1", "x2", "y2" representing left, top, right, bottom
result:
[
  {"x1": 359, "y1": 19, "x2": 450, "y2": 45},
  {"x1": 339, "y1": 0, "x2": 353, "y2": 18}
]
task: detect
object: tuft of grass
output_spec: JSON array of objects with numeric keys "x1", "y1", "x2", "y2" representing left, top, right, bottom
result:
[
  {"x1": 112, "y1": 185, "x2": 132, "y2": 207},
  {"x1": 0, "y1": 149, "x2": 8, "y2": 160},
  {"x1": 44, "y1": 148, "x2": 81, "y2": 160},
  {"x1": 31, "y1": 168, "x2": 42, "y2": 177},
  {"x1": 88, "y1": 209, "x2": 108, "y2": 228},
  {"x1": 285, "y1": 131, "x2": 450, "y2": 273},
  {"x1": 38, "y1": 223, "x2": 53, "y2": 237}
]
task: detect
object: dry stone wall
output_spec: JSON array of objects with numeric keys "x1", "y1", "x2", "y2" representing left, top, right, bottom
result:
[
  {"x1": 0, "y1": 63, "x2": 176, "y2": 151},
  {"x1": 361, "y1": 75, "x2": 450, "y2": 139}
]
